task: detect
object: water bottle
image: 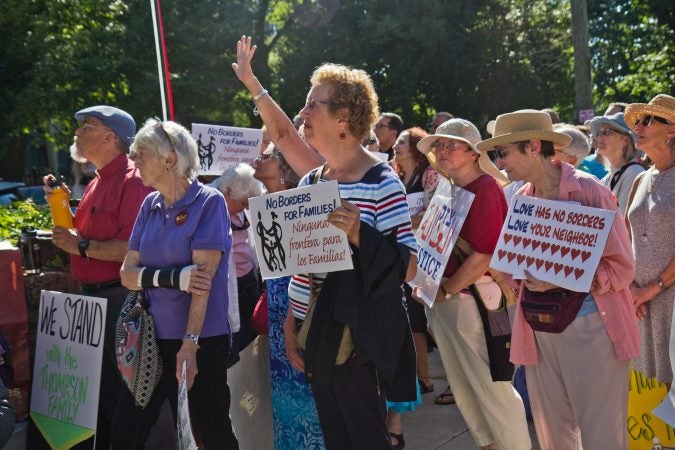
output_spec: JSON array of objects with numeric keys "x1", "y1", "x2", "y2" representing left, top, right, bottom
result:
[
  {"x1": 47, "y1": 177, "x2": 74, "y2": 228},
  {"x1": 20, "y1": 228, "x2": 41, "y2": 273}
]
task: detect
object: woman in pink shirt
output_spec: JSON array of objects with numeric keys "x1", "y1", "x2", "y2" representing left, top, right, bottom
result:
[{"x1": 478, "y1": 110, "x2": 639, "y2": 450}]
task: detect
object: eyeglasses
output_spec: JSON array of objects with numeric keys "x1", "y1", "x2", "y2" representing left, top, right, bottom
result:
[
  {"x1": 255, "y1": 152, "x2": 274, "y2": 162},
  {"x1": 594, "y1": 128, "x2": 620, "y2": 138},
  {"x1": 491, "y1": 147, "x2": 512, "y2": 159},
  {"x1": 374, "y1": 122, "x2": 393, "y2": 130},
  {"x1": 152, "y1": 117, "x2": 177, "y2": 153},
  {"x1": 634, "y1": 115, "x2": 669, "y2": 128},
  {"x1": 304, "y1": 98, "x2": 331, "y2": 110},
  {"x1": 431, "y1": 140, "x2": 466, "y2": 152},
  {"x1": 77, "y1": 123, "x2": 110, "y2": 133}
]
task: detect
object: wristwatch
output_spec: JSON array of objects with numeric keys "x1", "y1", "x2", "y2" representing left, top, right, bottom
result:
[
  {"x1": 78, "y1": 239, "x2": 90, "y2": 258},
  {"x1": 440, "y1": 284, "x2": 453, "y2": 299},
  {"x1": 183, "y1": 334, "x2": 200, "y2": 347},
  {"x1": 656, "y1": 276, "x2": 667, "y2": 291}
]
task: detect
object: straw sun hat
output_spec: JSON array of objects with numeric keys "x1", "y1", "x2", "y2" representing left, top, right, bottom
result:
[
  {"x1": 624, "y1": 94, "x2": 675, "y2": 132},
  {"x1": 476, "y1": 109, "x2": 572, "y2": 152},
  {"x1": 417, "y1": 118, "x2": 509, "y2": 185}
]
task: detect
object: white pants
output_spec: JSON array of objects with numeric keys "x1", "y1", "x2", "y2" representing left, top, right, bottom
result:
[
  {"x1": 427, "y1": 292, "x2": 531, "y2": 450},
  {"x1": 526, "y1": 312, "x2": 630, "y2": 450}
]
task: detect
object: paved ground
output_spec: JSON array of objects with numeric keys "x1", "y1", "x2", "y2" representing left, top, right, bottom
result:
[{"x1": 402, "y1": 348, "x2": 541, "y2": 449}]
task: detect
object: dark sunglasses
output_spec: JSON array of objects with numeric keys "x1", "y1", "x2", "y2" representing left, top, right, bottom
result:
[
  {"x1": 152, "y1": 117, "x2": 177, "y2": 152},
  {"x1": 634, "y1": 115, "x2": 669, "y2": 128}
]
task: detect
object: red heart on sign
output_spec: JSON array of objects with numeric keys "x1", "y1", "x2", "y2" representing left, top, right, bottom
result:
[
  {"x1": 574, "y1": 268, "x2": 584, "y2": 279},
  {"x1": 580, "y1": 250, "x2": 591, "y2": 262},
  {"x1": 513, "y1": 236, "x2": 523, "y2": 247},
  {"x1": 507, "y1": 252, "x2": 517, "y2": 263},
  {"x1": 531, "y1": 240, "x2": 541, "y2": 251},
  {"x1": 498, "y1": 250, "x2": 507, "y2": 260},
  {"x1": 550, "y1": 244, "x2": 561, "y2": 255},
  {"x1": 526, "y1": 256, "x2": 535, "y2": 267},
  {"x1": 544, "y1": 261, "x2": 553, "y2": 272},
  {"x1": 541, "y1": 242, "x2": 551, "y2": 252},
  {"x1": 522, "y1": 238, "x2": 532, "y2": 249},
  {"x1": 553, "y1": 263, "x2": 563, "y2": 274},
  {"x1": 517, "y1": 254, "x2": 526, "y2": 265},
  {"x1": 535, "y1": 258, "x2": 545, "y2": 270},
  {"x1": 564, "y1": 265, "x2": 573, "y2": 277},
  {"x1": 571, "y1": 249, "x2": 580, "y2": 260},
  {"x1": 504, "y1": 233, "x2": 513, "y2": 244},
  {"x1": 560, "y1": 246, "x2": 571, "y2": 258}
]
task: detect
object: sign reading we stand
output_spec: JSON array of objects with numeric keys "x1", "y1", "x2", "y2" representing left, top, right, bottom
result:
[{"x1": 489, "y1": 195, "x2": 616, "y2": 292}]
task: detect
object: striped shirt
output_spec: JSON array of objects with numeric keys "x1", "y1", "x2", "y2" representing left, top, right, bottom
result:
[{"x1": 288, "y1": 162, "x2": 417, "y2": 320}]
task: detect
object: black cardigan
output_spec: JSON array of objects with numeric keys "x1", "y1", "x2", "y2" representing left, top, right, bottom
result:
[{"x1": 303, "y1": 222, "x2": 417, "y2": 402}]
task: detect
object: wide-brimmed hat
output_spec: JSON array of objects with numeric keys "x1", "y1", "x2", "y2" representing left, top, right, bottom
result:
[
  {"x1": 417, "y1": 118, "x2": 509, "y2": 185},
  {"x1": 624, "y1": 94, "x2": 675, "y2": 132},
  {"x1": 476, "y1": 109, "x2": 572, "y2": 152},
  {"x1": 75, "y1": 105, "x2": 136, "y2": 145},
  {"x1": 588, "y1": 112, "x2": 636, "y2": 145}
]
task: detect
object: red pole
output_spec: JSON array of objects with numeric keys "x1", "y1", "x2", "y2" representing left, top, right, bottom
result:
[{"x1": 155, "y1": 0, "x2": 175, "y2": 120}]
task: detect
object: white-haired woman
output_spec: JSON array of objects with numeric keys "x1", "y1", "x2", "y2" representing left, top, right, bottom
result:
[
  {"x1": 589, "y1": 112, "x2": 645, "y2": 214},
  {"x1": 114, "y1": 119, "x2": 238, "y2": 449},
  {"x1": 214, "y1": 163, "x2": 265, "y2": 352},
  {"x1": 552, "y1": 126, "x2": 590, "y2": 169}
]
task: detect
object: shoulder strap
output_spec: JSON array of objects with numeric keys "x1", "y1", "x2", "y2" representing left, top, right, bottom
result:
[
  {"x1": 624, "y1": 170, "x2": 648, "y2": 243},
  {"x1": 610, "y1": 161, "x2": 643, "y2": 190}
]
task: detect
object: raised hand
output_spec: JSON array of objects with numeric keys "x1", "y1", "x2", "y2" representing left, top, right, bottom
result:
[{"x1": 231, "y1": 35, "x2": 257, "y2": 86}]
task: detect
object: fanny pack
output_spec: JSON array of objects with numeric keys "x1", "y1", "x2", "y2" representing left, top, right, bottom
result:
[{"x1": 520, "y1": 288, "x2": 587, "y2": 333}]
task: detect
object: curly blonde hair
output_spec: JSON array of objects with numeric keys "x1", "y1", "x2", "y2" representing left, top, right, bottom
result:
[{"x1": 310, "y1": 63, "x2": 379, "y2": 141}]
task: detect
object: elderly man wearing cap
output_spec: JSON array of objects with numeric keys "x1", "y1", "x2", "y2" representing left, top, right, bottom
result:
[
  {"x1": 416, "y1": 119, "x2": 531, "y2": 450},
  {"x1": 43, "y1": 105, "x2": 152, "y2": 449},
  {"x1": 479, "y1": 110, "x2": 638, "y2": 450}
]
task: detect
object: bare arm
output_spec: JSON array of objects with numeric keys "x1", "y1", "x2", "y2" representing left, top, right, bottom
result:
[
  {"x1": 231, "y1": 35, "x2": 324, "y2": 176},
  {"x1": 439, "y1": 252, "x2": 492, "y2": 297},
  {"x1": 51, "y1": 227, "x2": 129, "y2": 262}
]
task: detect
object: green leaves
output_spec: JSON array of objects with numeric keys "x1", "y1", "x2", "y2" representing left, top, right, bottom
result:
[{"x1": 0, "y1": 200, "x2": 53, "y2": 246}]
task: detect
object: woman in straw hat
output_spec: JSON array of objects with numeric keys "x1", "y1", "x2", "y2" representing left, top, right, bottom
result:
[
  {"x1": 416, "y1": 119, "x2": 531, "y2": 450},
  {"x1": 478, "y1": 109, "x2": 638, "y2": 450},
  {"x1": 624, "y1": 94, "x2": 675, "y2": 389}
]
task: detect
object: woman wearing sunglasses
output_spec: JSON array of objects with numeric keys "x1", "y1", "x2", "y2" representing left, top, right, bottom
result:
[
  {"x1": 588, "y1": 112, "x2": 644, "y2": 215},
  {"x1": 625, "y1": 94, "x2": 675, "y2": 391}
]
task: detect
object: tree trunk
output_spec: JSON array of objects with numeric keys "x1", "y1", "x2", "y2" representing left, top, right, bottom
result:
[{"x1": 571, "y1": 0, "x2": 593, "y2": 122}]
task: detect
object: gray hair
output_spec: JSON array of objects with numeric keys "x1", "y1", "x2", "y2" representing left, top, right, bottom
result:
[
  {"x1": 213, "y1": 163, "x2": 265, "y2": 201},
  {"x1": 555, "y1": 126, "x2": 590, "y2": 168},
  {"x1": 131, "y1": 119, "x2": 199, "y2": 180}
]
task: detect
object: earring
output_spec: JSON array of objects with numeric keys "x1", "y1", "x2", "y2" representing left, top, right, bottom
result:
[{"x1": 339, "y1": 132, "x2": 346, "y2": 140}]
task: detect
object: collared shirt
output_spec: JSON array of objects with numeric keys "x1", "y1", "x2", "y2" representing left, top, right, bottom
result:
[
  {"x1": 231, "y1": 211, "x2": 256, "y2": 278},
  {"x1": 71, "y1": 153, "x2": 152, "y2": 283},
  {"x1": 128, "y1": 180, "x2": 232, "y2": 339},
  {"x1": 510, "y1": 160, "x2": 639, "y2": 366}
]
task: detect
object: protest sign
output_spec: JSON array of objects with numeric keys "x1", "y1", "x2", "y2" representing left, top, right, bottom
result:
[
  {"x1": 407, "y1": 192, "x2": 425, "y2": 218},
  {"x1": 191, "y1": 123, "x2": 263, "y2": 175},
  {"x1": 489, "y1": 195, "x2": 615, "y2": 292},
  {"x1": 177, "y1": 361, "x2": 198, "y2": 450},
  {"x1": 30, "y1": 290, "x2": 106, "y2": 450},
  {"x1": 249, "y1": 180, "x2": 353, "y2": 279},
  {"x1": 409, "y1": 178, "x2": 475, "y2": 307},
  {"x1": 627, "y1": 369, "x2": 675, "y2": 449}
]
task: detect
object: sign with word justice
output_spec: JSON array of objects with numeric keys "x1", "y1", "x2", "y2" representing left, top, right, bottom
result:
[
  {"x1": 249, "y1": 180, "x2": 353, "y2": 279},
  {"x1": 409, "y1": 178, "x2": 475, "y2": 307},
  {"x1": 30, "y1": 290, "x2": 106, "y2": 450},
  {"x1": 489, "y1": 195, "x2": 615, "y2": 292},
  {"x1": 191, "y1": 123, "x2": 263, "y2": 175}
]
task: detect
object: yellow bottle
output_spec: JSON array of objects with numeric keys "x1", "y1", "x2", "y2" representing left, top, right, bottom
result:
[{"x1": 48, "y1": 178, "x2": 74, "y2": 228}]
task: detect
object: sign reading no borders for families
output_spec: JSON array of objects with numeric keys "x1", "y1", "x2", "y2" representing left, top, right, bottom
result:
[
  {"x1": 249, "y1": 180, "x2": 353, "y2": 279},
  {"x1": 489, "y1": 195, "x2": 616, "y2": 292},
  {"x1": 409, "y1": 178, "x2": 475, "y2": 307},
  {"x1": 30, "y1": 290, "x2": 106, "y2": 450},
  {"x1": 191, "y1": 123, "x2": 263, "y2": 175}
]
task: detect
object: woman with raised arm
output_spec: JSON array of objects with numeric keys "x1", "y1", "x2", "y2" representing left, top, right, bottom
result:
[{"x1": 233, "y1": 36, "x2": 418, "y2": 450}]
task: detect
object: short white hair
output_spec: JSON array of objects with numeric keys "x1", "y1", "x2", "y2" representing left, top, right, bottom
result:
[
  {"x1": 212, "y1": 163, "x2": 264, "y2": 202},
  {"x1": 555, "y1": 126, "x2": 590, "y2": 168},
  {"x1": 131, "y1": 119, "x2": 199, "y2": 179}
]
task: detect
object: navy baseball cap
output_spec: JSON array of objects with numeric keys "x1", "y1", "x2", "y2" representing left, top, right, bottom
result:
[{"x1": 74, "y1": 105, "x2": 136, "y2": 145}]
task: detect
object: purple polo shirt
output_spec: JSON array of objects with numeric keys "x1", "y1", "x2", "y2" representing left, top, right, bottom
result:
[{"x1": 129, "y1": 180, "x2": 232, "y2": 339}]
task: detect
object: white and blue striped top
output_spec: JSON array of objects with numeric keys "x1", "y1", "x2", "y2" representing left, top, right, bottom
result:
[{"x1": 288, "y1": 162, "x2": 417, "y2": 320}]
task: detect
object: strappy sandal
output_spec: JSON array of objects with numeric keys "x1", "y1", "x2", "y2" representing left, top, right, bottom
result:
[
  {"x1": 434, "y1": 387, "x2": 455, "y2": 405},
  {"x1": 390, "y1": 432, "x2": 405, "y2": 450},
  {"x1": 419, "y1": 379, "x2": 435, "y2": 394}
]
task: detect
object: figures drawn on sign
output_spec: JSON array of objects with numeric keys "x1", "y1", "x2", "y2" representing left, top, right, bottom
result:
[
  {"x1": 197, "y1": 134, "x2": 216, "y2": 171},
  {"x1": 256, "y1": 211, "x2": 286, "y2": 272}
]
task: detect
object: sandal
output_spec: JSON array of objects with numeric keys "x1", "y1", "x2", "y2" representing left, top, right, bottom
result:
[
  {"x1": 419, "y1": 379, "x2": 434, "y2": 394},
  {"x1": 389, "y1": 432, "x2": 405, "y2": 450},
  {"x1": 434, "y1": 387, "x2": 455, "y2": 405}
]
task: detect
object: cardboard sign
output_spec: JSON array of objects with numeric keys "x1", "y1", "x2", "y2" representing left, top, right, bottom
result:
[
  {"x1": 191, "y1": 123, "x2": 263, "y2": 175},
  {"x1": 409, "y1": 178, "x2": 475, "y2": 307},
  {"x1": 489, "y1": 195, "x2": 615, "y2": 292},
  {"x1": 249, "y1": 180, "x2": 353, "y2": 279},
  {"x1": 627, "y1": 369, "x2": 675, "y2": 449},
  {"x1": 407, "y1": 192, "x2": 425, "y2": 217},
  {"x1": 177, "y1": 361, "x2": 198, "y2": 450},
  {"x1": 30, "y1": 290, "x2": 106, "y2": 450}
]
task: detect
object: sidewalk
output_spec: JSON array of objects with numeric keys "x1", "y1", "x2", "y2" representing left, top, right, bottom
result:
[{"x1": 402, "y1": 348, "x2": 541, "y2": 449}]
